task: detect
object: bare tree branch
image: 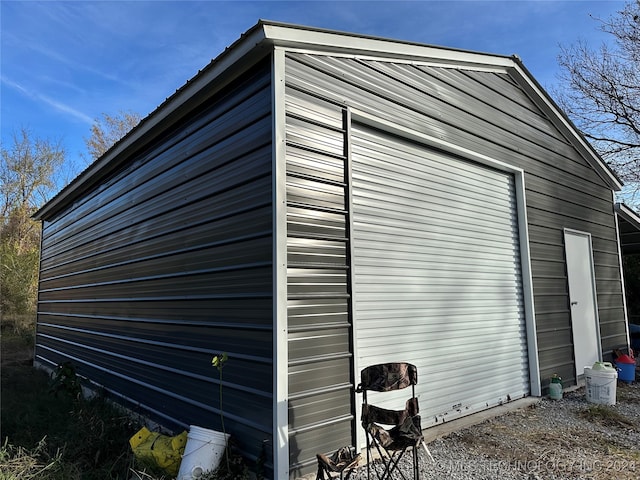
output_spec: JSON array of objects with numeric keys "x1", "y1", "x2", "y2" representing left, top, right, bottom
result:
[{"x1": 555, "y1": 1, "x2": 640, "y2": 203}]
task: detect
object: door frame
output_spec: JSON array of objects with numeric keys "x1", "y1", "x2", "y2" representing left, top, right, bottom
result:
[
  {"x1": 349, "y1": 108, "x2": 540, "y2": 393},
  {"x1": 563, "y1": 228, "x2": 602, "y2": 380},
  {"x1": 347, "y1": 110, "x2": 542, "y2": 450}
]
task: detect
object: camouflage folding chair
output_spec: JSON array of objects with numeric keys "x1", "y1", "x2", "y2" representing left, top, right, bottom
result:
[
  {"x1": 315, "y1": 446, "x2": 361, "y2": 480},
  {"x1": 356, "y1": 363, "x2": 428, "y2": 480}
]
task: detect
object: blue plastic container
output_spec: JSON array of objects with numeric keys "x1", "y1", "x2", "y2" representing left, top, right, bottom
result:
[{"x1": 616, "y1": 362, "x2": 635, "y2": 383}]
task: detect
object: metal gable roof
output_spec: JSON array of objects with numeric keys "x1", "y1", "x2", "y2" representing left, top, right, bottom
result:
[{"x1": 34, "y1": 19, "x2": 622, "y2": 220}]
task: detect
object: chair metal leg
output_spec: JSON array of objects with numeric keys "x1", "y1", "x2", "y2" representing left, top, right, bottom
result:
[
  {"x1": 316, "y1": 463, "x2": 326, "y2": 480},
  {"x1": 366, "y1": 443, "x2": 418, "y2": 480},
  {"x1": 421, "y1": 441, "x2": 434, "y2": 463},
  {"x1": 381, "y1": 449, "x2": 408, "y2": 480}
]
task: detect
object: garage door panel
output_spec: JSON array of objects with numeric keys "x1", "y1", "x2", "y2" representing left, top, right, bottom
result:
[
  {"x1": 352, "y1": 133, "x2": 514, "y2": 192},
  {"x1": 354, "y1": 309, "x2": 525, "y2": 325},
  {"x1": 355, "y1": 318, "x2": 527, "y2": 337},
  {"x1": 352, "y1": 173, "x2": 516, "y2": 210},
  {"x1": 355, "y1": 294, "x2": 524, "y2": 309},
  {"x1": 352, "y1": 173, "x2": 517, "y2": 214},
  {"x1": 353, "y1": 210, "x2": 518, "y2": 241},
  {"x1": 358, "y1": 341, "x2": 528, "y2": 364},
  {"x1": 351, "y1": 123, "x2": 529, "y2": 433},
  {"x1": 353, "y1": 210, "x2": 518, "y2": 238},
  {"x1": 354, "y1": 265, "x2": 522, "y2": 279},
  {"x1": 353, "y1": 231, "x2": 519, "y2": 256}
]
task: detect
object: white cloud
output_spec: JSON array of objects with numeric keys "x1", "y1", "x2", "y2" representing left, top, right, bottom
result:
[
  {"x1": 1, "y1": 75, "x2": 93, "y2": 125},
  {"x1": 25, "y1": 40, "x2": 136, "y2": 89}
]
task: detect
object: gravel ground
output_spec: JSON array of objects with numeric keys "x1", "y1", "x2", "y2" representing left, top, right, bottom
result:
[{"x1": 346, "y1": 381, "x2": 640, "y2": 480}]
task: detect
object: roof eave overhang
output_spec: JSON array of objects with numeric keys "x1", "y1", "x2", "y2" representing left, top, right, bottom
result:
[{"x1": 261, "y1": 20, "x2": 515, "y2": 69}]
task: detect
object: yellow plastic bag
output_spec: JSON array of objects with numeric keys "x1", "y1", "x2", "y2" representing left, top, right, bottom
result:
[{"x1": 129, "y1": 426, "x2": 188, "y2": 476}]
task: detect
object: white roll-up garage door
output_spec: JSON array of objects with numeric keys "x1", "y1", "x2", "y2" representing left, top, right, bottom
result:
[{"x1": 351, "y1": 123, "x2": 530, "y2": 427}]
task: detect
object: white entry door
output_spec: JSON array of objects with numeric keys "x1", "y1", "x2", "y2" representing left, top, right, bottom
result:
[{"x1": 564, "y1": 229, "x2": 601, "y2": 379}]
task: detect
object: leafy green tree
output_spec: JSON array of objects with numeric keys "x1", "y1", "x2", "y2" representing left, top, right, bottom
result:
[
  {"x1": 556, "y1": 1, "x2": 640, "y2": 207},
  {"x1": 1, "y1": 128, "x2": 65, "y2": 315},
  {"x1": 85, "y1": 110, "x2": 141, "y2": 161}
]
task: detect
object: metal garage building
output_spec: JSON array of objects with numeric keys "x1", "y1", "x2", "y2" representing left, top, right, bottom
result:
[{"x1": 33, "y1": 21, "x2": 630, "y2": 479}]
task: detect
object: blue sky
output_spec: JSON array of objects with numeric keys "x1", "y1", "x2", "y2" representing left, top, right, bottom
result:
[{"x1": 0, "y1": 0, "x2": 626, "y2": 187}]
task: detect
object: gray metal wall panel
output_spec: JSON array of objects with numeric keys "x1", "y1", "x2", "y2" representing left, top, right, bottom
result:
[
  {"x1": 285, "y1": 52, "x2": 626, "y2": 387},
  {"x1": 36, "y1": 61, "x2": 274, "y2": 470},
  {"x1": 286, "y1": 55, "x2": 604, "y2": 186},
  {"x1": 40, "y1": 122, "x2": 272, "y2": 268},
  {"x1": 284, "y1": 87, "x2": 353, "y2": 477},
  {"x1": 41, "y1": 71, "x2": 272, "y2": 245}
]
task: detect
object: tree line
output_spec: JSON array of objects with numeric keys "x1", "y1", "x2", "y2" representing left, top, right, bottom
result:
[
  {"x1": 2, "y1": 2, "x2": 640, "y2": 318},
  {"x1": 1, "y1": 112, "x2": 140, "y2": 317}
]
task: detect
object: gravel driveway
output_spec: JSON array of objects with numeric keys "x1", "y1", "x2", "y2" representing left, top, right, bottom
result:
[{"x1": 347, "y1": 381, "x2": 639, "y2": 480}]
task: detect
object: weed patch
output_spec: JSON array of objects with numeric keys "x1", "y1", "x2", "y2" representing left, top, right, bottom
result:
[
  {"x1": 578, "y1": 404, "x2": 636, "y2": 428},
  {"x1": 0, "y1": 315, "x2": 35, "y2": 367},
  {"x1": 1, "y1": 365, "x2": 141, "y2": 479}
]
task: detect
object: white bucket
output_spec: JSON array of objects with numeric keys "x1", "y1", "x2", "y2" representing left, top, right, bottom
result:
[
  {"x1": 584, "y1": 365, "x2": 618, "y2": 406},
  {"x1": 177, "y1": 425, "x2": 230, "y2": 479}
]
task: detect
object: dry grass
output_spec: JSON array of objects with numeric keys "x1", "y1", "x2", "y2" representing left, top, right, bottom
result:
[
  {"x1": 0, "y1": 316, "x2": 170, "y2": 479},
  {"x1": 578, "y1": 403, "x2": 636, "y2": 428}
]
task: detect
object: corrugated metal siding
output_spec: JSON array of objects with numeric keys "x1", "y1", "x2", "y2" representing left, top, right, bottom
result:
[
  {"x1": 284, "y1": 86, "x2": 354, "y2": 477},
  {"x1": 36, "y1": 61, "x2": 274, "y2": 469},
  {"x1": 351, "y1": 124, "x2": 528, "y2": 427},
  {"x1": 284, "y1": 52, "x2": 625, "y2": 388}
]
